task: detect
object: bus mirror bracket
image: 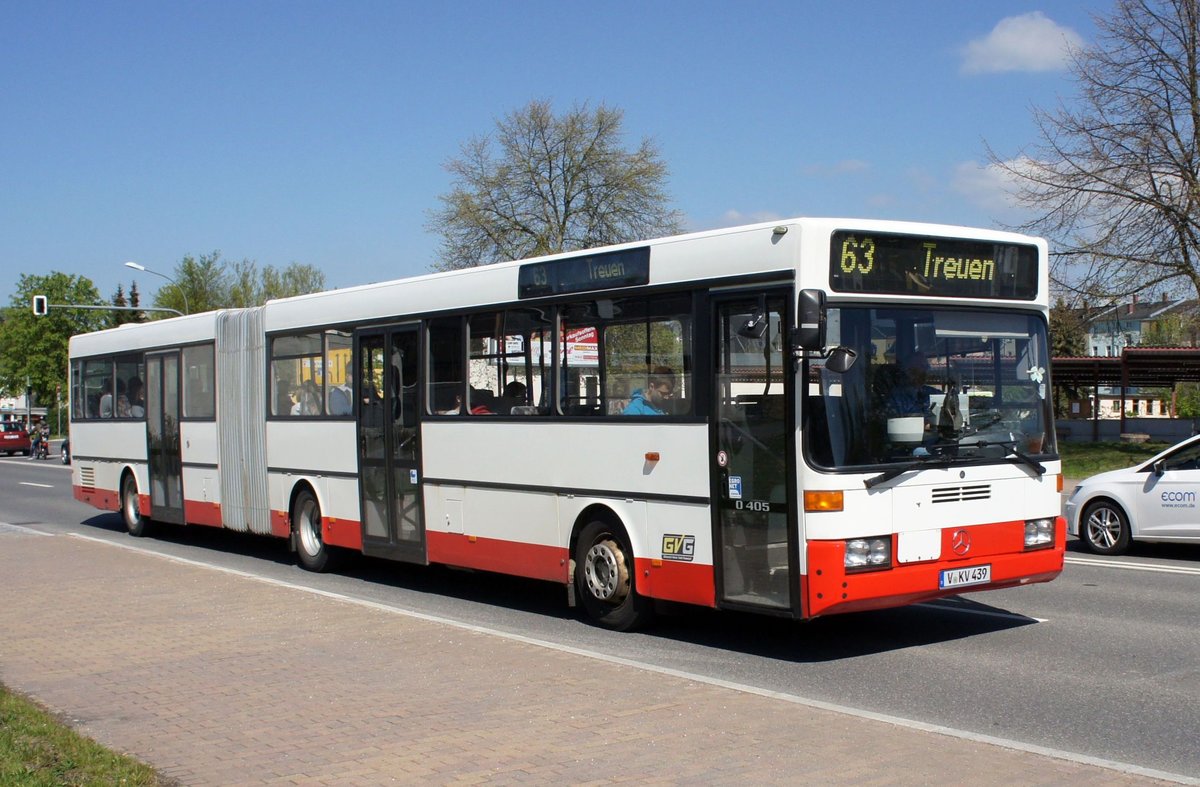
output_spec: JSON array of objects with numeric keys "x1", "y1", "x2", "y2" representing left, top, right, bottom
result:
[{"x1": 823, "y1": 346, "x2": 857, "y2": 374}]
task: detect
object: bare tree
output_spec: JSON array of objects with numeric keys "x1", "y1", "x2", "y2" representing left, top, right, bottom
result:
[
  {"x1": 990, "y1": 0, "x2": 1200, "y2": 301},
  {"x1": 428, "y1": 100, "x2": 684, "y2": 270}
]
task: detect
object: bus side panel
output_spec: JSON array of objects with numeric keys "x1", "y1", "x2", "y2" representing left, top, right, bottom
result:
[
  {"x1": 265, "y1": 421, "x2": 359, "y2": 543},
  {"x1": 634, "y1": 501, "x2": 716, "y2": 607},
  {"x1": 181, "y1": 420, "x2": 222, "y2": 527},
  {"x1": 70, "y1": 421, "x2": 147, "y2": 513},
  {"x1": 426, "y1": 485, "x2": 565, "y2": 582}
]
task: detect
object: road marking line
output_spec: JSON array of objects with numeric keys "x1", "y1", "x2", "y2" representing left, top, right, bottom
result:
[
  {"x1": 1066, "y1": 555, "x2": 1200, "y2": 576},
  {"x1": 18, "y1": 482, "x2": 54, "y2": 489},
  {"x1": 65, "y1": 532, "x2": 1197, "y2": 786},
  {"x1": 0, "y1": 522, "x2": 54, "y2": 536}
]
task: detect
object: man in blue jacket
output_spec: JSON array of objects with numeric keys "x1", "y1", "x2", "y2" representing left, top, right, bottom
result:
[{"x1": 623, "y1": 367, "x2": 675, "y2": 415}]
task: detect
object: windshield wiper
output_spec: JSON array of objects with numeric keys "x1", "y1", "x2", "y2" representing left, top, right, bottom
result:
[
  {"x1": 864, "y1": 452, "x2": 954, "y2": 489},
  {"x1": 960, "y1": 438, "x2": 1046, "y2": 477}
]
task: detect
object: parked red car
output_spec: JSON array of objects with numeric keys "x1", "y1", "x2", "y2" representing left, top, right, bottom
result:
[{"x1": 1, "y1": 422, "x2": 31, "y2": 456}]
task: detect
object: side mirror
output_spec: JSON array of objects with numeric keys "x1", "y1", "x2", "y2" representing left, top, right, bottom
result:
[
  {"x1": 824, "y1": 346, "x2": 858, "y2": 374},
  {"x1": 795, "y1": 289, "x2": 826, "y2": 350},
  {"x1": 1153, "y1": 459, "x2": 1165, "y2": 477}
]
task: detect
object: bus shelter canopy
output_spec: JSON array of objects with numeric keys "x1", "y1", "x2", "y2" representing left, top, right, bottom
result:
[{"x1": 1052, "y1": 348, "x2": 1200, "y2": 389}]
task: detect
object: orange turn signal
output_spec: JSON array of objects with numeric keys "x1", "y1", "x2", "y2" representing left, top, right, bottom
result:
[
  {"x1": 645, "y1": 452, "x2": 660, "y2": 462},
  {"x1": 1056, "y1": 474, "x2": 1063, "y2": 493},
  {"x1": 804, "y1": 490, "x2": 844, "y2": 512}
]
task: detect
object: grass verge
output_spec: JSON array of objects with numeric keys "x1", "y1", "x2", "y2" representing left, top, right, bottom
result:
[
  {"x1": 0, "y1": 683, "x2": 165, "y2": 786},
  {"x1": 1058, "y1": 440, "x2": 1169, "y2": 480}
]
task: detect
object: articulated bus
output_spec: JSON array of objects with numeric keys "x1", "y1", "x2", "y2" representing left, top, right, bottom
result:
[{"x1": 69, "y1": 218, "x2": 1064, "y2": 629}]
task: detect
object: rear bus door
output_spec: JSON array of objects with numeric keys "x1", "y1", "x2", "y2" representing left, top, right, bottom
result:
[{"x1": 357, "y1": 325, "x2": 426, "y2": 562}]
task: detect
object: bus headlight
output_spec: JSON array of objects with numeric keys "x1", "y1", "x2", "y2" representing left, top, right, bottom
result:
[
  {"x1": 1024, "y1": 518, "x2": 1055, "y2": 549},
  {"x1": 845, "y1": 536, "x2": 891, "y2": 571}
]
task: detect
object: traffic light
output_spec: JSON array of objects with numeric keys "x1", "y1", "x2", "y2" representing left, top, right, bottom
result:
[{"x1": 32, "y1": 295, "x2": 48, "y2": 316}]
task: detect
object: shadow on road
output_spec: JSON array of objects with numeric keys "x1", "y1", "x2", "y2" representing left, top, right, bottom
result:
[{"x1": 76, "y1": 512, "x2": 1042, "y2": 662}]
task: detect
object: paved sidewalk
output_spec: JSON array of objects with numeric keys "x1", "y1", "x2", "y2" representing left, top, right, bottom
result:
[{"x1": 0, "y1": 526, "x2": 1170, "y2": 786}]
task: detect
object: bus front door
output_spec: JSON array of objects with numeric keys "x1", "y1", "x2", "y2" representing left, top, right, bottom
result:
[
  {"x1": 357, "y1": 326, "x2": 425, "y2": 562},
  {"x1": 145, "y1": 351, "x2": 185, "y2": 525},
  {"x1": 712, "y1": 294, "x2": 795, "y2": 612}
]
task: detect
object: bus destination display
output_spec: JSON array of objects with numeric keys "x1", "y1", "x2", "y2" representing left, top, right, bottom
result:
[
  {"x1": 518, "y1": 247, "x2": 650, "y2": 299},
  {"x1": 829, "y1": 231, "x2": 1039, "y2": 300}
]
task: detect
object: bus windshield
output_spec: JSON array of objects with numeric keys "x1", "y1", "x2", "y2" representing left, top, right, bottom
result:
[{"x1": 806, "y1": 306, "x2": 1054, "y2": 470}]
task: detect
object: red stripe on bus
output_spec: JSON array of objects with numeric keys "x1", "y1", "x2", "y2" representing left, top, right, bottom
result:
[
  {"x1": 635, "y1": 558, "x2": 716, "y2": 607},
  {"x1": 73, "y1": 485, "x2": 118, "y2": 511},
  {"x1": 427, "y1": 531, "x2": 569, "y2": 583},
  {"x1": 269, "y1": 510, "x2": 291, "y2": 539},
  {"x1": 184, "y1": 500, "x2": 223, "y2": 528},
  {"x1": 805, "y1": 518, "x2": 1065, "y2": 618},
  {"x1": 323, "y1": 517, "x2": 362, "y2": 550}
]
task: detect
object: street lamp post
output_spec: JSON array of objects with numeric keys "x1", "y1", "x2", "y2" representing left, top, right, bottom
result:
[{"x1": 124, "y1": 261, "x2": 189, "y2": 315}]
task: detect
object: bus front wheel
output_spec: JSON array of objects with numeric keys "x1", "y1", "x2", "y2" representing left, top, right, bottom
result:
[
  {"x1": 121, "y1": 473, "x2": 150, "y2": 537},
  {"x1": 293, "y1": 489, "x2": 332, "y2": 572},
  {"x1": 574, "y1": 519, "x2": 654, "y2": 631}
]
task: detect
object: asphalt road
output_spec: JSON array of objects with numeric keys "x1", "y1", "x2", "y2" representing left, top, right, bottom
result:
[{"x1": 3, "y1": 454, "x2": 1198, "y2": 781}]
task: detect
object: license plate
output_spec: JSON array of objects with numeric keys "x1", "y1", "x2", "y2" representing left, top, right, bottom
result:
[{"x1": 940, "y1": 564, "x2": 991, "y2": 589}]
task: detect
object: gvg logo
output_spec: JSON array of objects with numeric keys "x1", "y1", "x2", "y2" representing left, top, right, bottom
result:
[{"x1": 661, "y1": 534, "x2": 695, "y2": 562}]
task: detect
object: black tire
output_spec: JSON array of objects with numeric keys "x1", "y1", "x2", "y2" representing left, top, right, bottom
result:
[
  {"x1": 293, "y1": 488, "x2": 333, "y2": 572},
  {"x1": 121, "y1": 473, "x2": 150, "y2": 537},
  {"x1": 61, "y1": 448, "x2": 70, "y2": 465},
  {"x1": 574, "y1": 519, "x2": 654, "y2": 631},
  {"x1": 1080, "y1": 499, "x2": 1131, "y2": 555}
]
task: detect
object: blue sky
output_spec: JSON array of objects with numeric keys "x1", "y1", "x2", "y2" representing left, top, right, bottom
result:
[{"x1": 2, "y1": 1, "x2": 1101, "y2": 307}]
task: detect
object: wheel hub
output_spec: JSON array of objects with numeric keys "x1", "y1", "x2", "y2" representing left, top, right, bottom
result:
[{"x1": 583, "y1": 539, "x2": 629, "y2": 604}]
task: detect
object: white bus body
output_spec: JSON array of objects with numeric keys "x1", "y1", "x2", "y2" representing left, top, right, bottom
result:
[{"x1": 70, "y1": 218, "x2": 1064, "y2": 629}]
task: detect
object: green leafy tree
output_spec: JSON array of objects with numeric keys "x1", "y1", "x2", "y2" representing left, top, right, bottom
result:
[
  {"x1": 1049, "y1": 297, "x2": 1088, "y2": 357},
  {"x1": 1176, "y1": 382, "x2": 1200, "y2": 417},
  {"x1": 1140, "y1": 310, "x2": 1197, "y2": 346},
  {"x1": 143, "y1": 252, "x2": 327, "y2": 314},
  {"x1": 428, "y1": 99, "x2": 684, "y2": 270},
  {"x1": 109, "y1": 281, "x2": 145, "y2": 327},
  {"x1": 229, "y1": 259, "x2": 327, "y2": 307},
  {"x1": 0, "y1": 273, "x2": 107, "y2": 417}
]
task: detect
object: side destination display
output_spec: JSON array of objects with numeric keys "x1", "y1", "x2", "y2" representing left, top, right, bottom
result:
[
  {"x1": 829, "y1": 231, "x2": 1039, "y2": 300},
  {"x1": 518, "y1": 247, "x2": 650, "y2": 299}
]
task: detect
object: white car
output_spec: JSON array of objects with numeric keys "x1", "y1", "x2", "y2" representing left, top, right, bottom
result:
[{"x1": 1066, "y1": 434, "x2": 1200, "y2": 555}]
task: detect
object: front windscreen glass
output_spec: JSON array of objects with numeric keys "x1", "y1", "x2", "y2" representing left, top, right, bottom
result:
[{"x1": 805, "y1": 306, "x2": 1054, "y2": 469}]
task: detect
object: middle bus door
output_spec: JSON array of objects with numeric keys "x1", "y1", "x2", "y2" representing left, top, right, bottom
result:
[
  {"x1": 711, "y1": 292, "x2": 796, "y2": 613},
  {"x1": 357, "y1": 326, "x2": 426, "y2": 563}
]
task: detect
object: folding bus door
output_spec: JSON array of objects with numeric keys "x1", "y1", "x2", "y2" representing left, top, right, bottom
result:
[
  {"x1": 711, "y1": 292, "x2": 796, "y2": 611},
  {"x1": 145, "y1": 350, "x2": 185, "y2": 524},
  {"x1": 357, "y1": 325, "x2": 426, "y2": 562}
]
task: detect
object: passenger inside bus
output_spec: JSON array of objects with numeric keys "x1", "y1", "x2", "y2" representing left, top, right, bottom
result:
[
  {"x1": 884, "y1": 352, "x2": 938, "y2": 420},
  {"x1": 623, "y1": 367, "x2": 675, "y2": 416},
  {"x1": 495, "y1": 381, "x2": 527, "y2": 414}
]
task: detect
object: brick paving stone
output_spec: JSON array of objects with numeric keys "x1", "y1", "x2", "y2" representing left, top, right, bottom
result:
[{"x1": 0, "y1": 529, "x2": 1180, "y2": 786}]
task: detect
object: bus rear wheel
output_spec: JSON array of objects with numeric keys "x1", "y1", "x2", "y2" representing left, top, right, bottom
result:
[
  {"x1": 121, "y1": 473, "x2": 150, "y2": 537},
  {"x1": 293, "y1": 489, "x2": 333, "y2": 572},
  {"x1": 574, "y1": 519, "x2": 654, "y2": 631}
]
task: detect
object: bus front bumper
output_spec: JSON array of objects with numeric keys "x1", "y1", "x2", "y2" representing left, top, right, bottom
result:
[{"x1": 804, "y1": 517, "x2": 1065, "y2": 619}]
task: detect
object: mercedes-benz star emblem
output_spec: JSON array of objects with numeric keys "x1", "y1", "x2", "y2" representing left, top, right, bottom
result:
[{"x1": 951, "y1": 529, "x2": 971, "y2": 556}]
